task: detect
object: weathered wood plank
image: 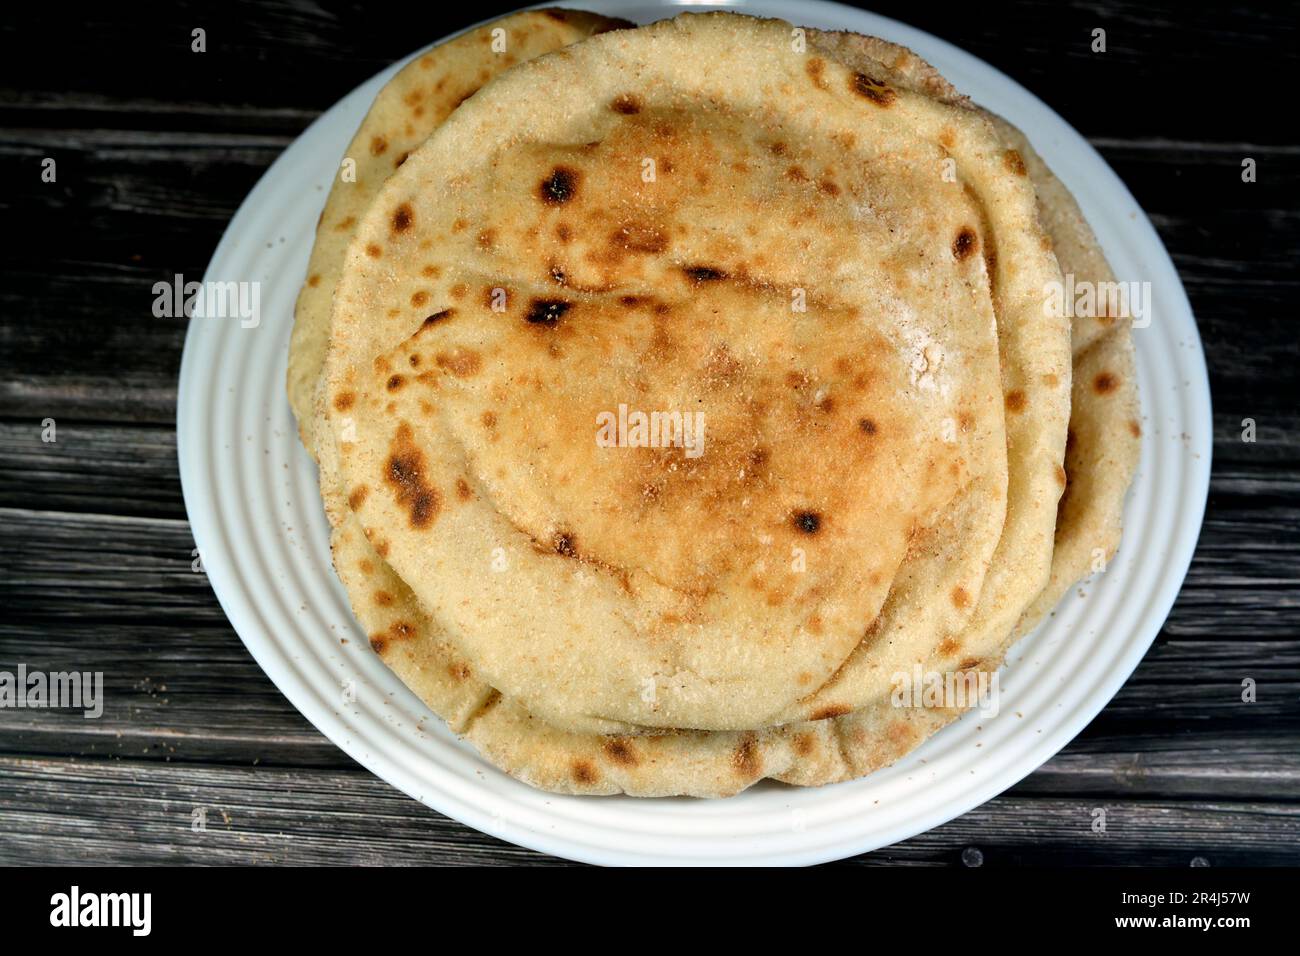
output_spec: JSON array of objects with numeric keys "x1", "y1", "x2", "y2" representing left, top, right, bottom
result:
[
  {"x1": 0, "y1": 422, "x2": 184, "y2": 519},
  {"x1": 1013, "y1": 732, "x2": 1300, "y2": 800},
  {"x1": 3, "y1": 0, "x2": 1296, "y2": 143},
  {"x1": 1, "y1": 755, "x2": 1295, "y2": 866}
]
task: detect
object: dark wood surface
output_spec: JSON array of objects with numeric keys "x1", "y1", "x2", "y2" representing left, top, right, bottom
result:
[{"x1": 1, "y1": 0, "x2": 1297, "y2": 866}]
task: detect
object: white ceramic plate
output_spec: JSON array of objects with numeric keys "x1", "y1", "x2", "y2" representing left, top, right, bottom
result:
[{"x1": 177, "y1": 0, "x2": 1211, "y2": 865}]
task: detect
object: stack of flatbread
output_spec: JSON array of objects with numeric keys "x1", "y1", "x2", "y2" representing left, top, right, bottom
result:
[{"x1": 287, "y1": 10, "x2": 1140, "y2": 797}]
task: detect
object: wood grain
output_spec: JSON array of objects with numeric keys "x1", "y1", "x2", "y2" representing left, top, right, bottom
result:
[{"x1": 2, "y1": 756, "x2": 1297, "y2": 866}]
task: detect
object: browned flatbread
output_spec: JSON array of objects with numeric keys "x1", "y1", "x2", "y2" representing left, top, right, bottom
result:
[{"x1": 291, "y1": 12, "x2": 1135, "y2": 796}]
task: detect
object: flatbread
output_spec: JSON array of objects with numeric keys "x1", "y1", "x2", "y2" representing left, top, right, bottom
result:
[
  {"x1": 325, "y1": 12, "x2": 1060, "y2": 732},
  {"x1": 296, "y1": 13, "x2": 1136, "y2": 796}
]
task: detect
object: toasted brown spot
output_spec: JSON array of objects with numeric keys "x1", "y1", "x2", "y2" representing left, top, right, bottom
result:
[
  {"x1": 1003, "y1": 149, "x2": 1027, "y2": 176},
  {"x1": 812, "y1": 704, "x2": 851, "y2": 721},
  {"x1": 785, "y1": 164, "x2": 809, "y2": 182},
  {"x1": 805, "y1": 56, "x2": 828, "y2": 90},
  {"x1": 603, "y1": 738, "x2": 640, "y2": 766},
  {"x1": 365, "y1": 243, "x2": 382, "y2": 258},
  {"x1": 552, "y1": 531, "x2": 578, "y2": 558},
  {"x1": 358, "y1": 559, "x2": 374, "y2": 575},
  {"x1": 556, "y1": 222, "x2": 573, "y2": 242},
  {"x1": 1055, "y1": 464, "x2": 1068, "y2": 487},
  {"x1": 347, "y1": 485, "x2": 368, "y2": 510},
  {"x1": 422, "y1": 309, "x2": 454, "y2": 328},
  {"x1": 374, "y1": 590, "x2": 394, "y2": 607},
  {"x1": 391, "y1": 203, "x2": 413, "y2": 233},
  {"x1": 387, "y1": 374, "x2": 405, "y2": 391},
  {"x1": 434, "y1": 348, "x2": 481, "y2": 378},
  {"x1": 540, "y1": 166, "x2": 578, "y2": 205},
  {"x1": 455, "y1": 477, "x2": 473, "y2": 502},
  {"x1": 886, "y1": 721, "x2": 912, "y2": 745},
  {"x1": 307, "y1": 274, "x2": 321, "y2": 288},
  {"x1": 938, "y1": 637, "x2": 960, "y2": 656},
  {"x1": 368, "y1": 634, "x2": 387, "y2": 654},
  {"x1": 481, "y1": 410, "x2": 497, "y2": 429},
  {"x1": 793, "y1": 732, "x2": 816, "y2": 757},
  {"x1": 571, "y1": 760, "x2": 599, "y2": 785},
  {"x1": 958, "y1": 658, "x2": 981, "y2": 671},
  {"x1": 385, "y1": 423, "x2": 440, "y2": 530},
  {"x1": 610, "y1": 93, "x2": 641, "y2": 114},
  {"x1": 376, "y1": 541, "x2": 389, "y2": 558},
  {"x1": 951, "y1": 585, "x2": 971, "y2": 609},
  {"x1": 851, "y1": 72, "x2": 896, "y2": 106},
  {"x1": 525, "y1": 298, "x2": 571, "y2": 326},
  {"x1": 859, "y1": 417, "x2": 878, "y2": 435},
  {"x1": 1129, "y1": 419, "x2": 1142, "y2": 439},
  {"x1": 793, "y1": 510, "x2": 821, "y2": 534},
  {"x1": 370, "y1": 135, "x2": 388, "y2": 156},
  {"x1": 1093, "y1": 371, "x2": 1120, "y2": 394},
  {"x1": 732, "y1": 734, "x2": 761, "y2": 776},
  {"x1": 1005, "y1": 389, "x2": 1027, "y2": 413},
  {"x1": 448, "y1": 661, "x2": 471, "y2": 682},
  {"x1": 953, "y1": 227, "x2": 978, "y2": 260},
  {"x1": 411, "y1": 290, "x2": 429, "y2": 308},
  {"x1": 1042, "y1": 372, "x2": 1060, "y2": 387},
  {"x1": 334, "y1": 215, "x2": 356, "y2": 232},
  {"x1": 939, "y1": 128, "x2": 956, "y2": 150},
  {"x1": 683, "y1": 265, "x2": 726, "y2": 284}
]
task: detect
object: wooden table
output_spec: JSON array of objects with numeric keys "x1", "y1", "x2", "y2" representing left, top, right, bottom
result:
[{"x1": 2, "y1": 0, "x2": 1296, "y2": 865}]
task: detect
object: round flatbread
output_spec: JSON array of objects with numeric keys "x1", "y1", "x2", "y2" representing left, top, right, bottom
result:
[
  {"x1": 325, "y1": 12, "x2": 1063, "y2": 732},
  {"x1": 297, "y1": 13, "x2": 1135, "y2": 796}
]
